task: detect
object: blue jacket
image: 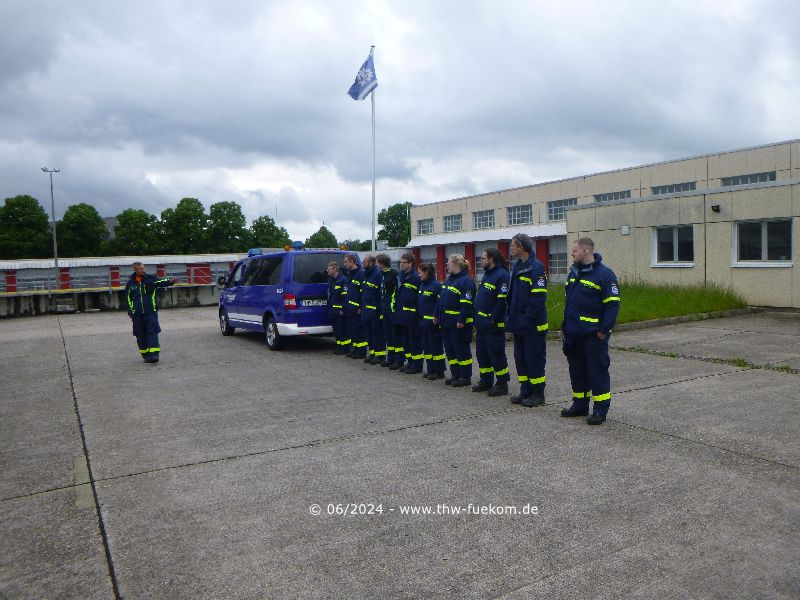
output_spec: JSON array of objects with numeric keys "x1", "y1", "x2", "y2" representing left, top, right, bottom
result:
[
  {"x1": 506, "y1": 255, "x2": 548, "y2": 335},
  {"x1": 380, "y1": 267, "x2": 398, "y2": 314},
  {"x1": 563, "y1": 253, "x2": 621, "y2": 338},
  {"x1": 474, "y1": 265, "x2": 510, "y2": 332},
  {"x1": 327, "y1": 272, "x2": 348, "y2": 319},
  {"x1": 418, "y1": 278, "x2": 442, "y2": 330},
  {"x1": 394, "y1": 268, "x2": 422, "y2": 325},
  {"x1": 125, "y1": 272, "x2": 174, "y2": 316},
  {"x1": 437, "y1": 269, "x2": 475, "y2": 329},
  {"x1": 360, "y1": 265, "x2": 382, "y2": 321},
  {"x1": 343, "y1": 266, "x2": 363, "y2": 316}
]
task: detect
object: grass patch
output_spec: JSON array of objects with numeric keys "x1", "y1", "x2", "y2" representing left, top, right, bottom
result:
[{"x1": 545, "y1": 281, "x2": 747, "y2": 331}]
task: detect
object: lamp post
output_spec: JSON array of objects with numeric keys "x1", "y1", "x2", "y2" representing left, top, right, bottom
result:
[{"x1": 41, "y1": 167, "x2": 60, "y2": 273}]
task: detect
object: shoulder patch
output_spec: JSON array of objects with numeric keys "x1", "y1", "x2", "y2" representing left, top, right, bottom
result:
[
  {"x1": 465, "y1": 291, "x2": 472, "y2": 300},
  {"x1": 500, "y1": 283, "x2": 508, "y2": 293},
  {"x1": 611, "y1": 284, "x2": 619, "y2": 295},
  {"x1": 537, "y1": 277, "x2": 546, "y2": 287}
]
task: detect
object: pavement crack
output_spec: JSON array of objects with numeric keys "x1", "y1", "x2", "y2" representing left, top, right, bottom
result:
[{"x1": 57, "y1": 316, "x2": 123, "y2": 600}]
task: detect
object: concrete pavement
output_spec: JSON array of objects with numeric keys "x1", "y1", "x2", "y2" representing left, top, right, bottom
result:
[{"x1": 1, "y1": 308, "x2": 798, "y2": 599}]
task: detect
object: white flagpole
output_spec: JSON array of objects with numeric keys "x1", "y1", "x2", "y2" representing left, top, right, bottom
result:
[{"x1": 370, "y1": 45, "x2": 376, "y2": 252}]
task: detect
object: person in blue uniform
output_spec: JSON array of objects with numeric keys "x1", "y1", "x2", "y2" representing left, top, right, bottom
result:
[
  {"x1": 390, "y1": 253, "x2": 423, "y2": 374},
  {"x1": 417, "y1": 263, "x2": 445, "y2": 380},
  {"x1": 326, "y1": 261, "x2": 350, "y2": 355},
  {"x1": 377, "y1": 253, "x2": 399, "y2": 368},
  {"x1": 360, "y1": 254, "x2": 386, "y2": 364},
  {"x1": 560, "y1": 237, "x2": 621, "y2": 425},
  {"x1": 472, "y1": 248, "x2": 511, "y2": 397},
  {"x1": 506, "y1": 233, "x2": 548, "y2": 407},
  {"x1": 342, "y1": 253, "x2": 368, "y2": 359},
  {"x1": 436, "y1": 254, "x2": 475, "y2": 387},
  {"x1": 125, "y1": 262, "x2": 176, "y2": 363}
]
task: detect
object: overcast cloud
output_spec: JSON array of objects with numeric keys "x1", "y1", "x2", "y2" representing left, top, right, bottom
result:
[{"x1": 1, "y1": 0, "x2": 798, "y2": 241}]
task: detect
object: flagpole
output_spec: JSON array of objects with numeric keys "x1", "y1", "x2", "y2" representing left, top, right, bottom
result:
[{"x1": 370, "y1": 45, "x2": 376, "y2": 252}]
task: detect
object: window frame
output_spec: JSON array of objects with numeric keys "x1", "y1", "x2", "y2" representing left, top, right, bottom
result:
[
  {"x1": 417, "y1": 218, "x2": 434, "y2": 235},
  {"x1": 472, "y1": 209, "x2": 495, "y2": 230},
  {"x1": 652, "y1": 182, "x2": 697, "y2": 195},
  {"x1": 651, "y1": 225, "x2": 695, "y2": 268},
  {"x1": 732, "y1": 219, "x2": 793, "y2": 268},
  {"x1": 721, "y1": 172, "x2": 776, "y2": 187},
  {"x1": 594, "y1": 190, "x2": 631, "y2": 203},
  {"x1": 507, "y1": 204, "x2": 533, "y2": 226},
  {"x1": 443, "y1": 214, "x2": 463, "y2": 233}
]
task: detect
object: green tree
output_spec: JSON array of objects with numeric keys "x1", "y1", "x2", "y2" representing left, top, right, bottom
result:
[
  {"x1": 305, "y1": 225, "x2": 338, "y2": 248},
  {"x1": 207, "y1": 201, "x2": 249, "y2": 252},
  {"x1": 0, "y1": 195, "x2": 51, "y2": 259},
  {"x1": 341, "y1": 239, "x2": 373, "y2": 251},
  {"x1": 160, "y1": 198, "x2": 207, "y2": 254},
  {"x1": 58, "y1": 202, "x2": 107, "y2": 257},
  {"x1": 112, "y1": 209, "x2": 160, "y2": 255},
  {"x1": 377, "y1": 201, "x2": 411, "y2": 247},
  {"x1": 250, "y1": 215, "x2": 291, "y2": 249}
]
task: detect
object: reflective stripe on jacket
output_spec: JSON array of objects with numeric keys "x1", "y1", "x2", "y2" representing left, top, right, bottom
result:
[
  {"x1": 361, "y1": 265, "x2": 382, "y2": 320},
  {"x1": 125, "y1": 273, "x2": 174, "y2": 316},
  {"x1": 418, "y1": 278, "x2": 442, "y2": 330},
  {"x1": 506, "y1": 255, "x2": 548, "y2": 334},
  {"x1": 474, "y1": 265, "x2": 510, "y2": 331},
  {"x1": 394, "y1": 268, "x2": 422, "y2": 325},
  {"x1": 563, "y1": 253, "x2": 620, "y2": 337},
  {"x1": 437, "y1": 269, "x2": 475, "y2": 329}
]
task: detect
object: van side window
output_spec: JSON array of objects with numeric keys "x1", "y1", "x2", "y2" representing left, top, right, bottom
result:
[
  {"x1": 227, "y1": 263, "x2": 243, "y2": 288},
  {"x1": 242, "y1": 260, "x2": 260, "y2": 286},
  {"x1": 251, "y1": 257, "x2": 283, "y2": 286}
]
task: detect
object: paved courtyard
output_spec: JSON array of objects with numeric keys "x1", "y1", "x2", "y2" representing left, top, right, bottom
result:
[{"x1": 1, "y1": 307, "x2": 799, "y2": 599}]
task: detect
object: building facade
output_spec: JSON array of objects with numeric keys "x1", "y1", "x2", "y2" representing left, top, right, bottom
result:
[{"x1": 408, "y1": 140, "x2": 799, "y2": 307}]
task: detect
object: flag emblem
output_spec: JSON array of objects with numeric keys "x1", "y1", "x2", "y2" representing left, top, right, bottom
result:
[{"x1": 348, "y1": 54, "x2": 378, "y2": 101}]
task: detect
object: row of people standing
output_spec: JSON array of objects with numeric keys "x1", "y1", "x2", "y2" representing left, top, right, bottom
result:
[{"x1": 326, "y1": 235, "x2": 620, "y2": 425}]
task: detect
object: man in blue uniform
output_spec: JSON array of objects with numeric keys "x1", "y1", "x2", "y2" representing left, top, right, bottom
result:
[
  {"x1": 417, "y1": 263, "x2": 445, "y2": 380},
  {"x1": 342, "y1": 254, "x2": 368, "y2": 359},
  {"x1": 360, "y1": 254, "x2": 386, "y2": 364},
  {"x1": 326, "y1": 261, "x2": 350, "y2": 354},
  {"x1": 436, "y1": 254, "x2": 475, "y2": 387},
  {"x1": 506, "y1": 233, "x2": 548, "y2": 407},
  {"x1": 560, "y1": 238, "x2": 621, "y2": 425},
  {"x1": 472, "y1": 248, "x2": 511, "y2": 397},
  {"x1": 377, "y1": 253, "x2": 399, "y2": 367},
  {"x1": 125, "y1": 262, "x2": 176, "y2": 363},
  {"x1": 390, "y1": 253, "x2": 423, "y2": 374}
]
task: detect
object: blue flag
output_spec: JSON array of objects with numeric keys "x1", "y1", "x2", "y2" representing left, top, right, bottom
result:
[{"x1": 348, "y1": 54, "x2": 378, "y2": 101}]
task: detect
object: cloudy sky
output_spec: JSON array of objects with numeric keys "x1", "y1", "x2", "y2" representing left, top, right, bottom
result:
[{"x1": 1, "y1": 0, "x2": 798, "y2": 242}]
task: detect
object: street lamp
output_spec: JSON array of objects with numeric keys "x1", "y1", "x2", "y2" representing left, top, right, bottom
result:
[{"x1": 41, "y1": 167, "x2": 60, "y2": 272}]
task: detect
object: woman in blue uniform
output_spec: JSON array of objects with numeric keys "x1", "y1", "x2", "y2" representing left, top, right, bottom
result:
[{"x1": 417, "y1": 263, "x2": 445, "y2": 380}]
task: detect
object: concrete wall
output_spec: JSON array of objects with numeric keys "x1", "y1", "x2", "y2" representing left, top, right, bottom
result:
[{"x1": 0, "y1": 285, "x2": 222, "y2": 318}]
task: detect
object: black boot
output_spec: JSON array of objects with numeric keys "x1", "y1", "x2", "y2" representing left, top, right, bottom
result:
[
  {"x1": 522, "y1": 391, "x2": 545, "y2": 407},
  {"x1": 471, "y1": 381, "x2": 492, "y2": 393},
  {"x1": 561, "y1": 405, "x2": 589, "y2": 418},
  {"x1": 451, "y1": 378, "x2": 471, "y2": 388},
  {"x1": 487, "y1": 382, "x2": 508, "y2": 397},
  {"x1": 587, "y1": 413, "x2": 607, "y2": 425}
]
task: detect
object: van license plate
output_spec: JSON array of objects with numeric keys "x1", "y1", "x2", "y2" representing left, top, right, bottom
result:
[{"x1": 302, "y1": 299, "x2": 327, "y2": 307}]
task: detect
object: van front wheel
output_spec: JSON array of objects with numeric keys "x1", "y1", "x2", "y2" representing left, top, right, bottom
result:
[{"x1": 264, "y1": 316, "x2": 284, "y2": 351}]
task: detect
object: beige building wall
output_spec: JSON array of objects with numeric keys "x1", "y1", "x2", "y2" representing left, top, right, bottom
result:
[{"x1": 567, "y1": 183, "x2": 799, "y2": 308}]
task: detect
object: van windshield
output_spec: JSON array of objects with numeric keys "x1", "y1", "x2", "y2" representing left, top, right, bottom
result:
[{"x1": 293, "y1": 253, "x2": 345, "y2": 284}]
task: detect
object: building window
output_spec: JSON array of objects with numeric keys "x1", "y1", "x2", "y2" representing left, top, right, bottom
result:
[
  {"x1": 417, "y1": 218, "x2": 433, "y2": 235},
  {"x1": 721, "y1": 172, "x2": 776, "y2": 187},
  {"x1": 594, "y1": 190, "x2": 631, "y2": 203},
  {"x1": 547, "y1": 236, "x2": 568, "y2": 280},
  {"x1": 547, "y1": 198, "x2": 577, "y2": 221},
  {"x1": 472, "y1": 209, "x2": 495, "y2": 230},
  {"x1": 507, "y1": 204, "x2": 533, "y2": 225},
  {"x1": 652, "y1": 182, "x2": 696, "y2": 195},
  {"x1": 443, "y1": 214, "x2": 462, "y2": 232},
  {"x1": 736, "y1": 220, "x2": 792, "y2": 262},
  {"x1": 655, "y1": 226, "x2": 694, "y2": 264}
]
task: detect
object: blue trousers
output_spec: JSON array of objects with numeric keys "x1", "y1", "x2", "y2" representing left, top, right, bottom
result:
[
  {"x1": 476, "y1": 329, "x2": 510, "y2": 385},
  {"x1": 382, "y1": 311, "x2": 397, "y2": 364},
  {"x1": 363, "y1": 318, "x2": 386, "y2": 360},
  {"x1": 347, "y1": 315, "x2": 367, "y2": 357},
  {"x1": 513, "y1": 333, "x2": 546, "y2": 395},
  {"x1": 394, "y1": 322, "x2": 422, "y2": 369},
  {"x1": 564, "y1": 334, "x2": 612, "y2": 416},
  {"x1": 442, "y1": 326, "x2": 473, "y2": 381},
  {"x1": 332, "y1": 315, "x2": 349, "y2": 351},
  {"x1": 420, "y1": 327, "x2": 446, "y2": 374},
  {"x1": 131, "y1": 312, "x2": 161, "y2": 358}
]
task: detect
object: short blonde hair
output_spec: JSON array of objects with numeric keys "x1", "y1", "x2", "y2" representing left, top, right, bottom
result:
[{"x1": 448, "y1": 254, "x2": 467, "y2": 271}]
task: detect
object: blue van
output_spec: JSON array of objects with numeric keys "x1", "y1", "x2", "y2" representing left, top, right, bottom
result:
[{"x1": 218, "y1": 249, "x2": 358, "y2": 350}]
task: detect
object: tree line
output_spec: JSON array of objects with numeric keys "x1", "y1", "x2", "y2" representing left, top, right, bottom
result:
[{"x1": 0, "y1": 195, "x2": 412, "y2": 260}]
